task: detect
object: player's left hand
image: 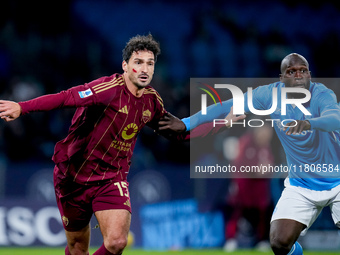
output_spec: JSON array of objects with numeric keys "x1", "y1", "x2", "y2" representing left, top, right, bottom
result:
[
  {"x1": 158, "y1": 112, "x2": 186, "y2": 133},
  {"x1": 283, "y1": 120, "x2": 311, "y2": 135}
]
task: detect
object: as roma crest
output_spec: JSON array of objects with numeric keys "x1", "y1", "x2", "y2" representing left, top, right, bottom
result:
[{"x1": 142, "y1": 109, "x2": 151, "y2": 123}]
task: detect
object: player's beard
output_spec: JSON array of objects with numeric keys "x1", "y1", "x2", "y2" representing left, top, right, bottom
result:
[
  {"x1": 133, "y1": 80, "x2": 149, "y2": 89},
  {"x1": 130, "y1": 73, "x2": 152, "y2": 89}
]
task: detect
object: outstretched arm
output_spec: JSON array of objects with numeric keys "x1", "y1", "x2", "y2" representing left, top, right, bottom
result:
[
  {"x1": 182, "y1": 99, "x2": 234, "y2": 131},
  {"x1": 185, "y1": 107, "x2": 246, "y2": 140},
  {"x1": 0, "y1": 83, "x2": 101, "y2": 122},
  {"x1": 0, "y1": 90, "x2": 73, "y2": 122},
  {"x1": 157, "y1": 108, "x2": 246, "y2": 141}
]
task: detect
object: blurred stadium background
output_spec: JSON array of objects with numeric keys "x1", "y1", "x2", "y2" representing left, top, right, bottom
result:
[{"x1": 0, "y1": 0, "x2": 340, "y2": 253}]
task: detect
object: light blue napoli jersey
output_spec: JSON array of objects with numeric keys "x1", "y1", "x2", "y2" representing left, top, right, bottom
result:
[
  {"x1": 249, "y1": 82, "x2": 340, "y2": 190},
  {"x1": 184, "y1": 81, "x2": 340, "y2": 191}
]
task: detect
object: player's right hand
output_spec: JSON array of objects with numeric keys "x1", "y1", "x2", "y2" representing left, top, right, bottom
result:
[
  {"x1": 0, "y1": 100, "x2": 22, "y2": 122},
  {"x1": 283, "y1": 119, "x2": 311, "y2": 135},
  {"x1": 225, "y1": 106, "x2": 246, "y2": 128}
]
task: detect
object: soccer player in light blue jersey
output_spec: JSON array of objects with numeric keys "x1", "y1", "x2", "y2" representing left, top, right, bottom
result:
[{"x1": 159, "y1": 53, "x2": 340, "y2": 255}]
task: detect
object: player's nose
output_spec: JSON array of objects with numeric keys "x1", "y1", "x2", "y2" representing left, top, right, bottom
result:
[
  {"x1": 294, "y1": 70, "x2": 303, "y2": 78},
  {"x1": 141, "y1": 63, "x2": 148, "y2": 73}
]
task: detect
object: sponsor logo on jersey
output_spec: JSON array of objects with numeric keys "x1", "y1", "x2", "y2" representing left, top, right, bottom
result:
[{"x1": 122, "y1": 123, "x2": 138, "y2": 140}]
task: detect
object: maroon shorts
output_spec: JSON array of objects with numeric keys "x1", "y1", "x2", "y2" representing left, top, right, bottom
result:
[{"x1": 53, "y1": 164, "x2": 131, "y2": 232}]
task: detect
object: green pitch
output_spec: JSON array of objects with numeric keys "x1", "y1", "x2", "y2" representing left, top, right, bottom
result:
[{"x1": 0, "y1": 248, "x2": 339, "y2": 255}]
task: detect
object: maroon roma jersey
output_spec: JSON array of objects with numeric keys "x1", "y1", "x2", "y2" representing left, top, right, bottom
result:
[{"x1": 19, "y1": 74, "x2": 165, "y2": 184}]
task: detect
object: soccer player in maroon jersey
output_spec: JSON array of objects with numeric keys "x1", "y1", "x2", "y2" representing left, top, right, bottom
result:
[{"x1": 0, "y1": 34, "x2": 186, "y2": 255}]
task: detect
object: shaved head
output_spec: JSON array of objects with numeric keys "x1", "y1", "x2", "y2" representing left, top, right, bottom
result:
[{"x1": 280, "y1": 53, "x2": 309, "y2": 74}]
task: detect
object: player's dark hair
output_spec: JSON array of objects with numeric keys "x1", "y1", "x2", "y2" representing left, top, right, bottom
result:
[{"x1": 122, "y1": 34, "x2": 161, "y2": 63}]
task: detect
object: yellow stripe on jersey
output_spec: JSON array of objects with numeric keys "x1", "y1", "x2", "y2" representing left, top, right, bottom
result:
[
  {"x1": 92, "y1": 78, "x2": 116, "y2": 91},
  {"x1": 93, "y1": 76, "x2": 124, "y2": 94},
  {"x1": 93, "y1": 77, "x2": 124, "y2": 93},
  {"x1": 144, "y1": 88, "x2": 164, "y2": 107},
  {"x1": 93, "y1": 75, "x2": 124, "y2": 90}
]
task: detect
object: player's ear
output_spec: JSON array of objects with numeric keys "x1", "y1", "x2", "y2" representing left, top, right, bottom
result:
[
  {"x1": 279, "y1": 73, "x2": 283, "y2": 82},
  {"x1": 122, "y1": 61, "x2": 128, "y2": 73}
]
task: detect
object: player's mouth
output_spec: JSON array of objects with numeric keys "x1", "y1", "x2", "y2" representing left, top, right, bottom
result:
[
  {"x1": 292, "y1": 80, "x2": 307, "y2": 88},
  {"x1": 138, "y1": 75, "x2": 149, "y2": 82},
  {"x1": 293, "y1": 84, "x2": 305, "y2": 88}
]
